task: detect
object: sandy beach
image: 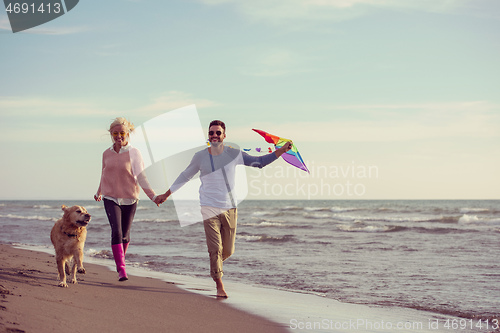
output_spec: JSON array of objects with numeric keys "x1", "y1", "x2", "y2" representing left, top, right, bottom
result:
[
  {"x1": 1, "y1": 245, "x2": 485, "y2": 333},
  {"x1": 0, "y1": 244, "x2": 287, "y2": 333}
]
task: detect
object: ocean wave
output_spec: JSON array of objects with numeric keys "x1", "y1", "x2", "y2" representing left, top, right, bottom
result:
[
  {"x1": 252, "y1": 211, "x2": 273, "y2": 217},
  {"x1": 0, "y1": 213, "x2": 56, "y2": 222},
  {"x1": 460, "y1": 207, "x2": 490, "y2": 214},
  {"x1": 259, "y1": 221, "x2": 286, "y2": 227},
  {"x1": 458, "y1": 214, "x2": 500, "y2": 226},
  {"x1": 27, "y1": 203, "x2": 103, "y2": 211},
  {"x1": 236, "y1": 233, "x2": 295, "y2": 243},
  {"x1": 235, "y1": 234, "x2": 262, "y2": 242},
  {"x1": 33, "y1": 204, "x2": 54, "y2": 209},
  {"x1": 252, "y1": 210, "x2": 292, "y2": 218},
  {"x1": 86, "y1": 249, "x2": 112, "y2": 259},
  {"x1": 23, "y1": 203, "x2": 102, "y2": 210},
  {"x1": 332, "y1": 213, "x2": 464, "y2": 224},
  {"x1": 140, "y1": 260, "x2": 173, "y2": 270},
  {"x1": 82, "y1": 204, "x2": 103, "y2": 210},
  {"x1": 304, "y1": 212, "x2": 331, "y2": 219},
  {"x1": 336, "y1": 222, "x2": 482, "y2": 234},
  {"x1": 330, "y1": 207, "x2": 361, "y2": 213},
  {"x1": 409, "y1": 226, "x2": 467, "y2": 234},
  {"x1": 458, "y1": 214, "x2": 480, "y2": 224},
  {"x1": 278, "y1": 205, "x2": 362, "y2": 214},
  {"x1": 304, "y1": 207, "x2": 332, "y2": 212},
  {"x1": 402, "y1": 303, "x2": 499, "y2": 322},
  {"x1": 427, "y1": 216, "x2": 460, "y2": 223},
  {"x1": 281, "y1": 205, "x2": 303, "y2": 211},
  {"x1": 337, "y1": 224, "x2": 403, "y2": 233},
  {"x1": 134, "y1": 218, "x2": 179, "y2": 223},
  {"x1": 242, "y1": 221, "x2": 286, "y2": 227}
]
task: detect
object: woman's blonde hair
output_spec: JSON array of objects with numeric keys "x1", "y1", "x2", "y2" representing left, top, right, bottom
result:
[{"x1": 108, "y1": 117, "x2": 135, "y2": 133}]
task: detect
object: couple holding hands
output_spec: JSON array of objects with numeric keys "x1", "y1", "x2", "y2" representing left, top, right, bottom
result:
[{"x1": 95, "y1": 117, "x2": 292, "y2": 297}]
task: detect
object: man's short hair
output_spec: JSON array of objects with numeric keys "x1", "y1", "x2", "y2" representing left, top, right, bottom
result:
[{"x1": 209, "y1": 120, "x2": 226, "y2": 132}]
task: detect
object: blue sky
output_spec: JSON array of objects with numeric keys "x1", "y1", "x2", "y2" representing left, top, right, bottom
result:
[{"x1": 1, "y1": 0, "x2": 499, "y2": 200}]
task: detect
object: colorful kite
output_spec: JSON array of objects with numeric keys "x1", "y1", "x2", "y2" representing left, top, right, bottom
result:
[{"x1": 253, "y1": 129, "x2": 309, "y2": 173}]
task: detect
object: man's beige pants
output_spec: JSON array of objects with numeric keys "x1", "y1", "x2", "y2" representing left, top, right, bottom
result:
[{"x1": 201, "y1": 206, "x2": 237, "y2": 280}]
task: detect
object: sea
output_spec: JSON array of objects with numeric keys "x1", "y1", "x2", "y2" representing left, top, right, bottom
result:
[{"x1": 1, "y1": 199, "x2": 499, "y2": 328}]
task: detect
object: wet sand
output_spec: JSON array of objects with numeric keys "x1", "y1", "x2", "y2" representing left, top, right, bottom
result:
[{"x1": 0, "y1": 244, "x2": 287, "y2": 333}]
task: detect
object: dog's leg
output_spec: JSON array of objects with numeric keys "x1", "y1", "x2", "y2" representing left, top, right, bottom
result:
[
  {"x1": 65, "y1": 260, "x2": 70, "y2": 275},
  {"x1": 69, "y1": 257, "x2": 78, "y2": 284},
  {"x1": 75, "y1": 248, "x2": 86, "y2": 275},
  {"x1": 56, "y1": 256, "x2": 68, "y2": 288}
]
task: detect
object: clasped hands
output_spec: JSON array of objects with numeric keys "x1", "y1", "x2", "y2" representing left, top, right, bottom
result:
[{"x1": 154, "y1": 190, "x2": 171, "y2": 207}]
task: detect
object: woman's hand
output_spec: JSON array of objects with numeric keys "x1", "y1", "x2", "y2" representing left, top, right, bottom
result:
[
  {"x1": 154, "y1": 190, "x2": 171, "y2": 206},
  {"x1": 94, "y1": 194, "x2": 102, "y2": 202}
]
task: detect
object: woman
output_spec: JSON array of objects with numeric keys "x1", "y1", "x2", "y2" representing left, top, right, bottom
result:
[{"x1": 95, "y1": 117, "x2": 157, "y2": 281}]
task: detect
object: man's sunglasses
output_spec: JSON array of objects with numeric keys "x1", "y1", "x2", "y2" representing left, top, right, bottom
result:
[{"x1": 208, "y1": 131, "x2": 223, "y2": 136}]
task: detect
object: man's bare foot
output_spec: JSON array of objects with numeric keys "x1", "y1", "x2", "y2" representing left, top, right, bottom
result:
[{"x1": 215, "y1": 278, "x2": 228, "y2": 298}]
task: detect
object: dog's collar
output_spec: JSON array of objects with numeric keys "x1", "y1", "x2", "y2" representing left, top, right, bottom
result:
[{"x1": 61, "y1": 227, "x2": 78, "y2": 238}]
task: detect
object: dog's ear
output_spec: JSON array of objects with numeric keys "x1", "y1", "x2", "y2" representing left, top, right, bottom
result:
[{"x1": 61, "y1": 205, "x2": 67, "y2": 211}]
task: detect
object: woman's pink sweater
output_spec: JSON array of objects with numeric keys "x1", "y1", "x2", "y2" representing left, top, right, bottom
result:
[{"x1": 97, "y1": 146, "x2": 155, "y2": 201}]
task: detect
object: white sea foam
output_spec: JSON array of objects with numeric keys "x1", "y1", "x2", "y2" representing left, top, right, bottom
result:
[
  {"x1": 304, "y1": 207, "x2": 329, "y2": 212},
  {"x1": 461, "y1": 216, "x2": 500, "y2": 226},
  {"x1": 33, "y1": 204, "x2": 53, "y2": 209},
  {"x1": 458, "y1": 214, "x2": 480, "y2": 224},
  {"x1": 0, "y1": 213, "x2": 55, "y2": 221},
  {"x1": 460, "y1": 207, "x2": 489, "y2": 214},
  {"x1": 330, "y1": 206, "x2": 359, "y2": 213},
  {"x1": 236, "y1": 234, "x2": 262, "y2": 242},
  {"x1": 337, "y1": 224, "x2": 394, "y2": 233},
  {"x1": 252, "y1": 211, "x2": 271, "y2": 216},
  {"x1": 135, "y1": 218, "x2": 177, "y2": 223},
  {"x1": 304, "y1": 212, "x2": 331, "y2": 219},
  {"x1": 258, "y1": 221, "x2": 285, "y2": 227}
]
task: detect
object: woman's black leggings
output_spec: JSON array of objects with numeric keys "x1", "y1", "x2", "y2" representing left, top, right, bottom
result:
[{"x1": 103, "y1": 198, "x2": 137, "y2": 245}]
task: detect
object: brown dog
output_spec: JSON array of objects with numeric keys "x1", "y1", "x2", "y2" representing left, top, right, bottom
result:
[{"x1": 50, "y1": 205, "x2": 91, "y2": 287}]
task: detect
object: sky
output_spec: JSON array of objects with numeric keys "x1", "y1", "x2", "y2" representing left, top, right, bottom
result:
[{"x1": 0, "y1": 0, "x2": 499, "y2": 200}]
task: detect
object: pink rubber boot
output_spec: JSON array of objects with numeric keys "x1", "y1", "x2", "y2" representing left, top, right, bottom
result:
[{"x1": 111, "y1": 244, "x2": 128, "y2": 281}]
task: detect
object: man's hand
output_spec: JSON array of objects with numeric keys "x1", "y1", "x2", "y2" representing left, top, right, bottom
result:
[
  {"x1": 154, "y1": 190, "x2": 171, "y2": 206},
  {"x1": 275, "y1": 141, "x2": 293, "y2": 158}
]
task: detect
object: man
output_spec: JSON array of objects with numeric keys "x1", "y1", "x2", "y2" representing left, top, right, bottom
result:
[{"x1": 155, "y1": 120, "x2": 291, "y2": 297}]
